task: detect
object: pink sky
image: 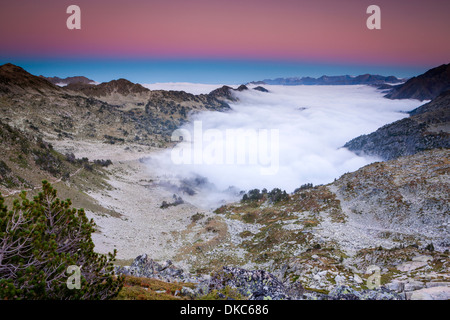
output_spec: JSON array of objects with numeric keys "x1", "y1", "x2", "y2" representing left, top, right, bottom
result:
[{"x1": 1, "y1": 0, "x2": 449, "y2": 66}]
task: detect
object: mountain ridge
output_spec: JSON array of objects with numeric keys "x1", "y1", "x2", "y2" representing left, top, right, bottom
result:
[
  {"x1": 0, "y1": 63, "x2": 234, "y2": 147},
  {"x1": 249, "y1": 74, "x2": 404, "y2": 86},
  {"x1": 384, "y1": 63, "x2": 450, "y2": 101},
  {"x1": 41, "y1": 75, "x2": 96, "y2": 86},
  {"x1": 0, "y1": 63, "x2": 60, "y2": 94}
]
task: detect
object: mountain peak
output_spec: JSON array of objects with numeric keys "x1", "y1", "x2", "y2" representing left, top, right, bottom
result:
[
  {"x1": 1, "y1": 63, "x2": 26, "y2": 72},
  {"x1": 0, "y1": 63, "x2": 59, "y2": 94}
]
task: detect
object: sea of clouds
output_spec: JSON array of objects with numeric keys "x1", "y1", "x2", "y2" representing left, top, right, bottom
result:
[{"x1": 144, "y1": 84, "x2": 425, "y2": 209}]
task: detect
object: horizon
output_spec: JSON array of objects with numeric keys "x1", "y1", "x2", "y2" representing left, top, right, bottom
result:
[
  {"x1": 0, "y1": 59, "x2": 435, "y2": 85},
  {"x1": 1, "y1": 0, "x2": 449, "y2": 84}
]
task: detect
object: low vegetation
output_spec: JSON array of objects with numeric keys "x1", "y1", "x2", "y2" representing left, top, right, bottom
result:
[{"x1": 0, "y1": 181, "x2": 123, "y2": 299}]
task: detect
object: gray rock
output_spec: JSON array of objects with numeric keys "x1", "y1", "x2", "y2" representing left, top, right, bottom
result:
[
  {"x1": 397, "y1": 261, "x2": 428, "y2": 272},
  {"x1": 385, "y1": 280, "x2": 405, "y2": 292},
  {"x1": 353, "y1": 274, "x2": 363, "y2": 284},
  {"x1": 409, "y1": 286, "x2": 450, "y2": 300},
  {"x1": 334, "y1": 275, "x2": 345, "y2": 285},
  {"x1": 404, "y1": 280, "x2": 425, "y2": 292},
  {"x1": 115, "y1": 253, "x2": 193, "y2": 283},
  {"x1": 208, "y1": 266, "x2": 291, "y2": 300},
  {"x1": 181, "y1": 286, "x2": 196, "y2": 298},
  {"x1": 412, "y1": 255, "x2": 433, "y2": 263},
  {"x1": 328, "y1": 285, "x2": 403, "y2": 300},
  {"x1": 426, "y1": 281, "x2": 450, "y2": 288}
]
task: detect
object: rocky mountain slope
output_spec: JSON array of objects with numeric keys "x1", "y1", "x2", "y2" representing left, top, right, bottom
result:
[
  {"x1": 0, "y1": 63, "x2": 61, "y2": 94},
  {"x1": 0, "y1": 63, "x2": 234, "y2": 148},
  {"x1": 250, "y1": 74, "x2": 403, "y2": 86},
  {"x1": 344, "y1": 90, "x2": 450, "y2": 160},
  {"x1": 385, "y1": 63, "x2": 450, "y2": 101},
  {"x1": 0, "y1": 117, "x2": 123, "y2": 221},
  {"x1": 0, "y1": 62, "x2": 239, "y2": 213},
  {"x1": 115, "y1": 148, "x2": 449, "y2": 300}
]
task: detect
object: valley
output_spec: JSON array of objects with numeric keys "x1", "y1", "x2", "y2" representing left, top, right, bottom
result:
[{"x1": 0, "y1": 62, "x2": 448, "y2": 300}]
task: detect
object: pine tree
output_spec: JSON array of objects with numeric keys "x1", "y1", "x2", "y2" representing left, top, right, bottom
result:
[{"x1": 0, "y1": 181, "x2": 123, "y2": 299}]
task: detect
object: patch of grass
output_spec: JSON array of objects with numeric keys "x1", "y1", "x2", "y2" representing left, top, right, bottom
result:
[
  {"x1": 114, "y1": 275, "x2": 195, "y2": 300},
  {"x1": 242, "y1": 211, "x2": 258, "y2": 223},
  {"x1": 304, "y1": 287, "x2": 329, "y2": 295},
  {"x1": 197, "y1": 286, "x2": 247, "y2": 300},
  {"x1": 302, "y1": 219, "x2": 320, "y2": 228},
  {"x1": 239, "y1": 230, "x2": 253, "y2": 238},
  {"x1": 190, "y1": 212, "x2": 205, "y2": 223}
]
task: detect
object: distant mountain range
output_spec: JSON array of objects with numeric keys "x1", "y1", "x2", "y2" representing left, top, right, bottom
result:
[
  {"x1": 249, "y1": 74, "x2": 404, "y2": 86},
  {"x1": 41, "y1": 75, "x2": 96, "y2": 86}
]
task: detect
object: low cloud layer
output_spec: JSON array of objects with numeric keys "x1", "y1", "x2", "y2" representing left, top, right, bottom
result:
[{"x1": 145, "y1": 84, "x2": 424, "y2": 209}]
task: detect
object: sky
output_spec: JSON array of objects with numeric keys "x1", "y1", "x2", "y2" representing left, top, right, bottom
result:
[{"x1": 0, "y1": 0, "x2": 449, "y2": 83}]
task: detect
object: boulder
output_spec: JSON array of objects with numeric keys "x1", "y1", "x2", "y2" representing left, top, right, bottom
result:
[
  {"x1": 208, "y1": 266, "x2": 292, "y2": 300},
  {"x1": 328, "y1": 285, "x2": 403, "y2": 300},
  {"x1": 412, "y1": 255, "x2": 433, "y2": 263},
  {"x1": 396, "y1": 261, "x2": 428, "y2": 272},
  {"x1": 426, "y1": 282, "x2": 450, "y2": 288},
  {"x1": 115, "y1": 254, "x2": 191, "y2": 283},
  {"x1": 385, "y1": 280, "x2": 405, "y2": 292},
  {"x1": 408, "y1": 286, "x2": 450, "y2": 300},
  {"x1": 404, "y1": 280, "x2": 425, "y2": 292}
]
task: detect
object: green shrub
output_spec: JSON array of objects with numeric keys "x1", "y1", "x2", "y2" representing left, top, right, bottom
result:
[{"x1": 0, "y1": 181, "x2": 123, "y2": 299}]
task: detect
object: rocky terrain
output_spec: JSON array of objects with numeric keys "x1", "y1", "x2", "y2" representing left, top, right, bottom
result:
[
  {"x1": 137, "y1": 148, "x2": 446, "y2": 300},
  {"x1": 115, "y1": 251, "x2": 446, "y2": 300},
  {"x1": 0, "y1": 63, "x2": 235, "y2": 149},
  {"x1": 344, "y1": 89, "x2": 450, "y2": 160},
  {"x1": 385, "y1": 63, "x2": 450, "y2": 101},
  {"x1": 0, "y1": 63, "x2": 448, "y2": 300}
]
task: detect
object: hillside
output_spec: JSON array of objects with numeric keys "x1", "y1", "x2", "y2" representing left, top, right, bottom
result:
[
  {"x1": 0, "y1": 63, "x2": 60, "y2": 94},
  {"x1": 131, "y1": 148, "x2": 448, "y2": 300},
  {"x1": 385, "y1": 63, "x2": 450, "y2": 101},
  {"x1": 0, "y1": 119, "x2": 123, "y2": 219},
  {"x1": 0, "y1": 63, "x2": 234, "y2": 148},
  {"x1": 344, "y1": 90, "x2": 450, "y2": 160}
]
